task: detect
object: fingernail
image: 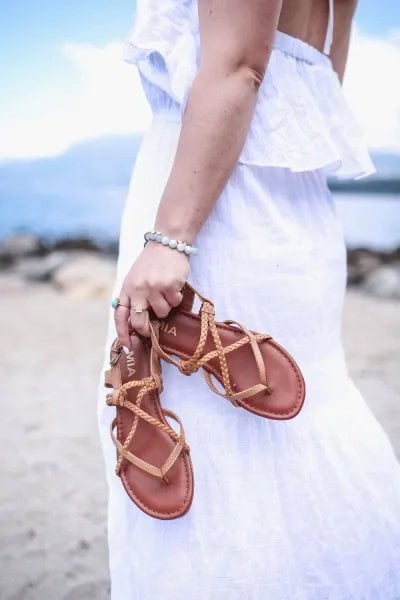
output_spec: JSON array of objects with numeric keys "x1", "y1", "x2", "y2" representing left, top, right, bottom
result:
[{"x1": 122, "y1": 346, "x2": 130, "y2": 354}]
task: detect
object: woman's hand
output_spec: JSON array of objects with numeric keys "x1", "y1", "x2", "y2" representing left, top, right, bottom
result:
[{"x1": 114, "y1": 241, "x2": 190, "y2": 346}]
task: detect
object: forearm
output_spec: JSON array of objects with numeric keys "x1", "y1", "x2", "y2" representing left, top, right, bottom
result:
[
  {"x1": 151, "y1": 0, "x2": 283, "y2": 243},
  {"x1": 154, "y1": 66, "x2": 264, "y2": 242}
]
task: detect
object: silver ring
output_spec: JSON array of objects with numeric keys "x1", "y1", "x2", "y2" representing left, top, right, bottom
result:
[{"x1": 132, "y1": 305, "x2": 148, "y2": 314}]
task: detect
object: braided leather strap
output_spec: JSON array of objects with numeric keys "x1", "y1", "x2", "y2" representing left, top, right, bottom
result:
[
  {"x1": 106, "y1": 344, "x2": 189, "y2": 481},
  {"x1": 149, "y1": 293, "x2": 273, "y2": 406}
]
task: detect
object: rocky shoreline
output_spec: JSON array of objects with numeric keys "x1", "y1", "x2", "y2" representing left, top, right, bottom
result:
[
  {"x1": 0, "y1": 233, "x2": 117, "y2": 298},
  {"x1": 1, "y1": 232, "x2": 400, "y2": 300}
]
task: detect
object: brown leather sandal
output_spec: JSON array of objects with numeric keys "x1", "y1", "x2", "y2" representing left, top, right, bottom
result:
[
  {"x1": 149, "y1": 283, "x2": 306, "y2": 420},
  {"x1": 104, "y1": 332, "x2": 194, "y2": 520}
]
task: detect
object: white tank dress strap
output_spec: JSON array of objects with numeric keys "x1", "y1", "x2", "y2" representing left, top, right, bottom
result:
[{"x1": 323, "y1": 0, "x2": 334, "y2": 54}]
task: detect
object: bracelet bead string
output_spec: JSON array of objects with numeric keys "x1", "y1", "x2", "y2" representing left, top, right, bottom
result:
[{"x1": 144, "y1": 230, "x2": 198, "y2": 255}]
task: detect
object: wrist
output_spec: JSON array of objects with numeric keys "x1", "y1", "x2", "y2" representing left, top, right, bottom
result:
[
  {"x1": 144, "y1": 229, "x2": 198, "y2": 256},
  {"x1": 154, "y1": 228, "x2": 196, "y2": 245},
  {"x1": 154, "y1": 217, "x2": 197, "y2": 245},
  {"x1": 144, "y1": 239, "x2": 190, "y2": 259}
]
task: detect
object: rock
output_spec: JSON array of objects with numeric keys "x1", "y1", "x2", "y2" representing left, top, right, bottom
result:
[
  {"x1": 51, "y1": 237, "x2": 101, "y2": 253},
  {"x1": 362, "y1": 263, "x2": 400, "y2": 300},
  {"x1": 50, "y1": 237, "x2": 119, "y2": 258},
  {"x1": 0, "y1": 233, "x2": 45, "y2": 262},
  {"x1": 347, "y1": 249, "x2": 383, "y2": 285},
  {"x1": 53, "y1": 254, "x2": 116, "y2": 298},
  {"x1": 15, "y1": 251, "x2": 70, "y2": 282},
  {"x1": 0, "y1": 252, "x2": 14, "y2": 270}
]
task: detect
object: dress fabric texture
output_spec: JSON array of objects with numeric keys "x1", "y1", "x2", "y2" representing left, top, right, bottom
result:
[{"x1": 98, "y1": 3, "x2": 400, "y2": 599}]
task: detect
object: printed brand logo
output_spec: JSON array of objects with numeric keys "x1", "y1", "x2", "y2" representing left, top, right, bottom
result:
[
  {"x1": 126, "y1": 351, "x2": 136, "y2": 377},
  {"x1": 160, "y1": 321, "x2": 177, "y2": 336}
]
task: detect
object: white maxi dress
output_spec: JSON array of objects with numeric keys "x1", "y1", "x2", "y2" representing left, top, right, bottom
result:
[{"x1": 98, "y1": 2, "x2": 400, "y2": 598}]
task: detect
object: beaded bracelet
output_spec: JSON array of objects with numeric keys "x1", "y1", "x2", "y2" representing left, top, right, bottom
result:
[{"x1": 144, "y1": 230, "x2": 199, "y2": 255}]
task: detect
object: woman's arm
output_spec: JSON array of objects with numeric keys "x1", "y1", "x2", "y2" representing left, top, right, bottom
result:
[
  {"x1": 116, "y1": 0, "x2": 282, "y2": 344},
  {"x1": 154, "y1": 0, "x2": 282, "y2": 240},
  {"x1": 329, "y1": 0, "x2": 358, "y2": 83}
]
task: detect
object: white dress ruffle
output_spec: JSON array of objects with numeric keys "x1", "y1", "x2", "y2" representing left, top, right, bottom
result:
[{"x1": 124, "y1": 0, "x2": 375, "y2": 179}]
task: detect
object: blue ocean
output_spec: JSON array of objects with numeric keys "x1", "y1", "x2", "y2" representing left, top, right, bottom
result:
[
  {"x1": 0, "y1": 135, "x2": 399, "y2": 250},
  {"x1": 1, "y1": 190, "x2": 399, "y2": 251}
]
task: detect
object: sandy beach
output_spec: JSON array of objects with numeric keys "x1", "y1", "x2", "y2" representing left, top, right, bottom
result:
[{"x1": 0, "y1": 281, "x2": 399, "y2": 600}]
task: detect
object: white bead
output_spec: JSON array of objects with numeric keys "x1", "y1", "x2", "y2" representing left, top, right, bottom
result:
[{"x1": 144, "y1": 230, "x2": 199, "y2": 254}]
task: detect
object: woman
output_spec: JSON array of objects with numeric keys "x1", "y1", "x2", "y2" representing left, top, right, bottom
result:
[{"x1": 98, "y1": 0, "x2": 400, "y2": 597}]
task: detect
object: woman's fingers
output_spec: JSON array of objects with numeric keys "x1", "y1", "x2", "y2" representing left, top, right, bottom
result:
[
  {"x1": 129, "y1": 288, "x2": 183, "y2": 337},
  {"x1": 114, "y1": 295, "x2": 131, "y2": 349},
  {"x1": 129, "y1": 309, "x2": 151, "y2": 338},
  {"x1": 147, "y1": 292, "x2": 172, "y2": 319},
  {"x1": 128, "y1": 291, "x2": 150, "y2": 338},
  {"x1": 164, "y1": 286, "x2": 184, "y2": 308},
  {"x1": 115, "y1": 277, "x2": 186, "y2": 343}
]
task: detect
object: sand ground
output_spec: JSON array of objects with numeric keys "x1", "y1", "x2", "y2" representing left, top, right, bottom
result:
[{"x1": 0, "y1": 282, "x2": 399, "y2": 600}]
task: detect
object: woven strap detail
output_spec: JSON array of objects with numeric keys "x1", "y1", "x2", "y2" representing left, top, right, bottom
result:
[
  {"x1": 149, "y1": 294, "x2": 273, "y2": 406},
  {"x1": 106, "y1": 346, "x2": 189, "y2": 481}
]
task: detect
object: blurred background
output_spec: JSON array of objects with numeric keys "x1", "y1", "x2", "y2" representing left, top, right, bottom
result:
[{"x1": 0, "y1": 2, "x2": 399, "y2": 599}]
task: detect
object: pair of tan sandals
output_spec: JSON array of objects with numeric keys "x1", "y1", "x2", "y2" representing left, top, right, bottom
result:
[{"x1": 104, "y1": 283, "x2": 306, "y2": 520}]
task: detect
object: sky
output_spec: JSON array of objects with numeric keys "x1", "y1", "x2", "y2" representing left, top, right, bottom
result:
[{"x1": 0, "y1": 0, "x2": 399, "y2": 160}]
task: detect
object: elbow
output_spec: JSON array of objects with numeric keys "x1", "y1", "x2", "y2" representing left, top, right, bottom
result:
[
  {"x1": 236, "y1": 63, "x2": 266, "y2": 92},
  {"x1": 231, "y1": 45, "x2": 271, "y2": 91},
  {"x1": 199, "y1": 53, "x2": 268, "y2": 93}
]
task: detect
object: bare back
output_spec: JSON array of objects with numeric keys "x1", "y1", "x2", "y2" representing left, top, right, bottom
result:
[{"x1": 278, "y1": 0, "x2": 357, "y2": 79}]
